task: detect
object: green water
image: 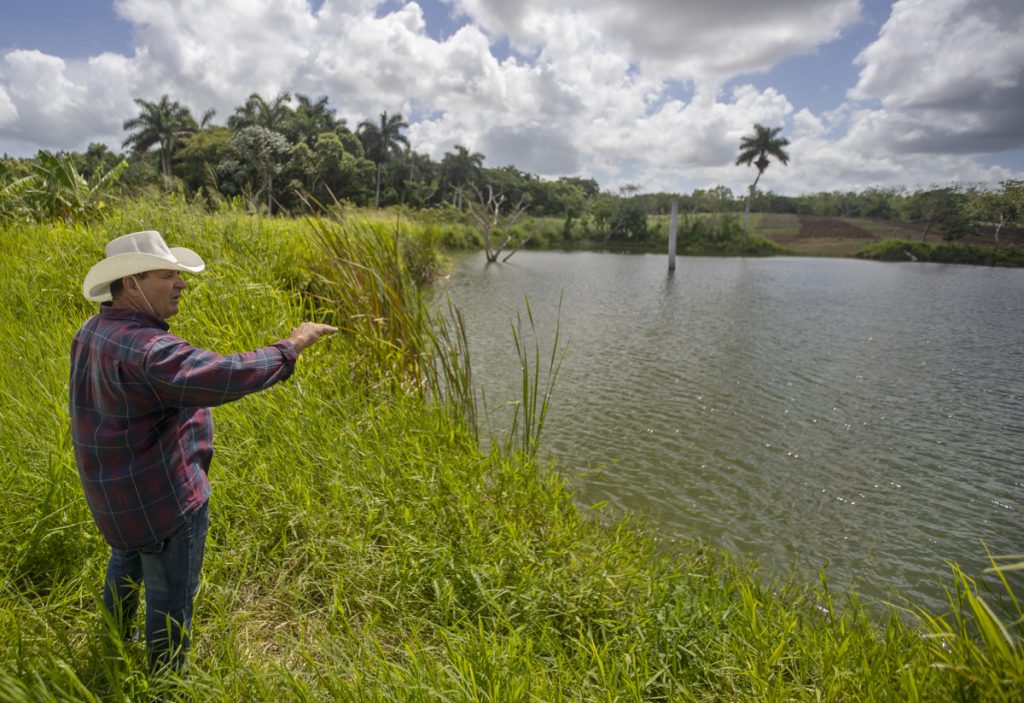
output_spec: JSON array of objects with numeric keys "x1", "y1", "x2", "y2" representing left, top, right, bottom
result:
[{"x1": 438, "y1": 251, "x2": 1024, "y2": 612}]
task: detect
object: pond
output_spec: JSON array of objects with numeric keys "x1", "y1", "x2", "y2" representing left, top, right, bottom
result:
[{"x1": 435, "y1": 251, "x2": 1024, "y2": 612}]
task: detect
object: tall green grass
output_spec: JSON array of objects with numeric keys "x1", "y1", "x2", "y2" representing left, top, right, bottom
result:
[
  {"x1": 502, "y1": 297, "x2": 565, "y2": 460},
  {"x1": 1, "y1": 200, "x2": 1021, "y2": 701}
]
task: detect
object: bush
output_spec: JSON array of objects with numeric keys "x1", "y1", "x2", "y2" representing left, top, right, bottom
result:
[
  {"x1": 857, "y1": 239, "x2": 1024, "y2": 267},
  {"x1": 399, "y1": 223, "x2": 444, "y2": 285},
  {"x1": 673, "y1": 212, "x2": 783, "y2": 255},
  {"x1": 609, "y1": 199, "x2": 649, "y2": 241}
]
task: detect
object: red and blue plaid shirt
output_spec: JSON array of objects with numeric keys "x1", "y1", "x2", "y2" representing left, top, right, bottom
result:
[{"x1": 69, "y1": 305, "x2": 297, "y2": 550}]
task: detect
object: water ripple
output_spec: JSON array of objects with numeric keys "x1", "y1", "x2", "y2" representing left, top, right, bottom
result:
[{"x1": 439, "y1": 252, "x2": 1024, "y2": 612}]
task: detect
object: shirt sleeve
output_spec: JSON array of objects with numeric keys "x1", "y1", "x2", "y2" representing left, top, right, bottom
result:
[{"x1": 142, "y1": 333, "x2": 298, "y2": 408}]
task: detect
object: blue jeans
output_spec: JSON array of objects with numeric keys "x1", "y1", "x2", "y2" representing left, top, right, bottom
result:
[{"x1": 103, "y1": 501, "x2": 209, "y2": 672}]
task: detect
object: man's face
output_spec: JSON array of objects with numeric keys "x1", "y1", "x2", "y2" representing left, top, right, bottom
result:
[{"x1": 133, "y1": 268, "x2": 188, "y2": 319}]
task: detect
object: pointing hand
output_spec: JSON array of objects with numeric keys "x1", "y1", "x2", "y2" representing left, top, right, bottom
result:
[{"x1": 288, "y1": 322, "x2": 339, "y2": 354}]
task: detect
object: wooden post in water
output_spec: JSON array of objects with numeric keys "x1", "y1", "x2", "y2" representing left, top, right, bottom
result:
[{"x1": 667, "y1": 199, "x2": 679, "y2": 271}]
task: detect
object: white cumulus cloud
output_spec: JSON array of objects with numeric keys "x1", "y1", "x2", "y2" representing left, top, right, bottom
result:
[
  {"x1": 450, "y1": 0, "x2": 861, "y2": 79},
  {"x1": 849, "y1": 0, "x2": 1024, "y2": 154},
  {"x1": 0, "y1": 0, "x2": 1021, "y2": 193},
  {"x1": 0, "y1": 85, "x2": 17, "y2": 128}
]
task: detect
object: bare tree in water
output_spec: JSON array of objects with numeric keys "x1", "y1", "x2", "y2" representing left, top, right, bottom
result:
[{"x1": 465, "y1": 183, "x2": 532, "y2": 263}]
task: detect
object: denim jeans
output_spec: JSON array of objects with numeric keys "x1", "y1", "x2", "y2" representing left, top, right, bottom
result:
[{"x1": 103, "y1": 500, "x2": 209, "y2": 672}]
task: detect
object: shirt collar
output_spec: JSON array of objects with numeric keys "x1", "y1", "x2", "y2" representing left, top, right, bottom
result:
[{"x1": 99, "y1": 302, "x2": 170, "y2": 331}]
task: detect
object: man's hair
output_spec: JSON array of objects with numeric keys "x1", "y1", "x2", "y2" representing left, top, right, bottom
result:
[{"x1": 109, "y1": 272, "x2": 148, "y2": 299}]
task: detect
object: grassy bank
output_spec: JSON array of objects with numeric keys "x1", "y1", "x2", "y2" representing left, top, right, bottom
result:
[
  {"x1": 857, "y1": 238, "x2": 1024, "y2": 267},
  {"x1": 515, "y1": 212, "x2": 786, "y2": 256},
  {"x1": 746, "y1": 213, "x2": 1024, "y2": 265},
  {"x1": 1, "y1": 200, "x2": 1022, "y2": 701}
]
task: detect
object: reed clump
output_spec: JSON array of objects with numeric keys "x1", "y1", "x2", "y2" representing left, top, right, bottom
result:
[{"x1": 0, "y1": 200, "x2": 1021, "y2": 701}]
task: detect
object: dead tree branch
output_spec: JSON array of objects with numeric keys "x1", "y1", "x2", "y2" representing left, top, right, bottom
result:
[{"x1": 465, "y1": 182, "x2": 532, "y2": 263}]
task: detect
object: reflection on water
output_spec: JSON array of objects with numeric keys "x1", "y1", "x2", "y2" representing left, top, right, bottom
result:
[{"x1": 436, "y1": 251, "x2": 1024, "y2": 612}]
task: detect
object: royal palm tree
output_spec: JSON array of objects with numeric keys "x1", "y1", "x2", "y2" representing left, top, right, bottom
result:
[
  {"x1": 403, "y1": 148, "x2": 440, "y2": 206},
  {"x1": 358, "y1": 111, "x2": 409, "y2": 208},
  {"x1": 290, "y1": 94, "x2": 340, "y2": 145},
  {"x1": 198, "y1": 107, "x2": 217, "y2": 128},
  {"x1": 440, "y1": 144, "x2": 484, "y2": 210},
  {"x1": 228, "y1": 92, "x2": 293, "y2": 133},
  {"x1": 122, "y1": 95, "x2": 199, "y2": 182},
  {"x1": 736, "y1": 123, "x2": 790, "y2": 230}
]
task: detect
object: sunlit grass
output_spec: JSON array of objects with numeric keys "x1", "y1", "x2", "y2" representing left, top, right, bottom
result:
[{"x1": 0, "y1": 199, "x2": 1021, "y2": 701}]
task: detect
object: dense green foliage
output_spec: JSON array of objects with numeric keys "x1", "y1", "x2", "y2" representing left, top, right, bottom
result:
[
  {"x1": 0, "y1": 151, "x2": 127, "y2": 223},
  {"x1": 857, "y1": 238, "x2": 1024, "y2": 267},
  {"x1": 4, "y1": 90, "x2": 1023, "y2": 251},
  {"x1": 2, "y1": 135, "x2": 1019, "y2": 262},
  {"x1": 661, "y1": 212, "x2": 783, "y2": 256},
  {"x1": 630, "y1": 182, "x2": 1024, "y2": 245},
  {"x1": 0, "y1": 201, "x2": 1022, "y2": 701}
]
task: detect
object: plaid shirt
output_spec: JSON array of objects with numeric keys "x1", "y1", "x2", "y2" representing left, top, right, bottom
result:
[{"x1": 69, "y1": 305, "x2": 297, "y2": 550}]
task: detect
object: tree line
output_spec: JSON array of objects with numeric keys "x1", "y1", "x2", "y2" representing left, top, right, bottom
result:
[
  {"x1": 622, "y1": 182, "x2": 1024, "y2": 242},
  {"x1": 1, "y1": 91, "x2": 1021, "y2": 244},
  {"x1": 100, "y1": 92, "x2": 600, "y2": 218}
]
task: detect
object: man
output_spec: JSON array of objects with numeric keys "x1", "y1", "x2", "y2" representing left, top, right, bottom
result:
[{"x1": 69, "y1": 230, "x2": 336, "y2": 672}]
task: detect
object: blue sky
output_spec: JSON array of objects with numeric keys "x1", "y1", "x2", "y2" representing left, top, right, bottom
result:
[
  {"x1": 727, "y1": 1, "x2": 891, "y2": 115},
  {"x1": 1, "y1": 0, "x2": 1021, "y2": 195},
  {"x1": 0, "y1": 1, "x2": 134, "y2": 58}
]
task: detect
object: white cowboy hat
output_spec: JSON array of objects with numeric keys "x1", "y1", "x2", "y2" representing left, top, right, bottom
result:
[{"x1": 82, "y1": 230, "x2": 206, "y2": 302}]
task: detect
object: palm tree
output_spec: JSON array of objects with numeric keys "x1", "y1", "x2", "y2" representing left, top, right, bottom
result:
[
  {"x1": 358, "y1": 111, "x2": 409, "y2": 208},
  {"x1": 440, "y1": 145, "x2": 484, "y2": 210},
  {"x1": 198, "y1": 108, "x2": 217, "y2": 128},
  {"x1": 401, "y1": 148, "x2": 439, "y2": 206},
  {"x1": 122, "y1": 95, "x2": 199, "y2": 182},
  {"x1": 736, "y1": 123, "x2": 790, "y2": 230},
  {"x1": 228, "y1": 92, "x2": 293, "y2": 133},
  {"x1": 290, "y1": 94, "x2": 340, "y2": 145}
]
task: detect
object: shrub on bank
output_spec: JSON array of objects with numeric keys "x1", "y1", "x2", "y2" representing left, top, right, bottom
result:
[{"x1": 858, "y1": 238, "x2": 1024, "y2": 267}]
